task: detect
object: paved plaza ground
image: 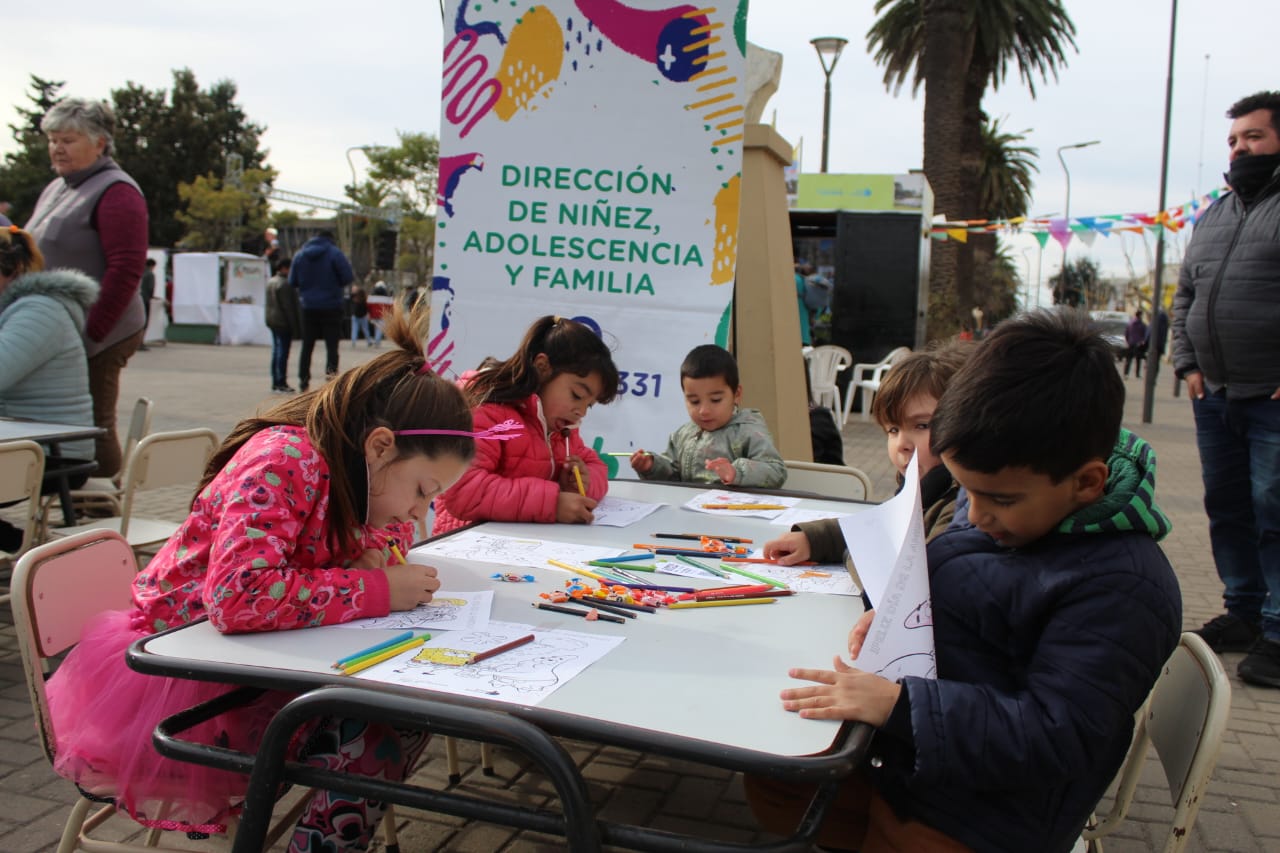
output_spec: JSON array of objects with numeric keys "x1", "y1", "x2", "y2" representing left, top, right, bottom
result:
[{"x1": 0, "y1": 341, "x2": 1277, "y2": 852}]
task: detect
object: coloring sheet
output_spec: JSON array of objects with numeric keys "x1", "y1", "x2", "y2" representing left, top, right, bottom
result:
[
  {"x1": 590, "y1": 495, "x2": 665, "y2": 528},
  {"x1": 770, "y1": 507, "x2": 855, "y2": 528},
  {"x1": 353, "y1": 619, "x2": 626, "y2": 706},
  {"x1": 838, "y1": 454, "x2": 934, "y2": 679},
  {"x1": 336, "y1": 590, "x2": 494, "y2": 632},
  {"x1": 415, "y1": 531, "x2": 621, "y2": 569},
  {"x1": 725, "y1": 559, "x2": 861, "y2": 596},
  {"x1": 650, "y1": 558, "x2": 743, "y2": 584},
  {"x1": 680, "y1": 489, "x2": 801, "y2": 519}
]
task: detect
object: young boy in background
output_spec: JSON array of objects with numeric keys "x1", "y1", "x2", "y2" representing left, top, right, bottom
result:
[
  {"x1": 631, "y1": 344, "x2": 786, "y2": 488},
  {"x1": 750, "y1": 310, "x2": 1183, "y2": 853},
  {"x1": 768, "y1": 342, "x2": 973, "y2": 564}
]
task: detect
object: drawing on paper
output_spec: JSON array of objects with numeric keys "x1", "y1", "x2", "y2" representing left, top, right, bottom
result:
[
  {"x1": 904, "y1": 599, "x2": 932, "y2": 629},
  {"x1": 336, "y1": 590, "x2": 494, "y2": 632},
  {"x1": 394, "y1": 632, "x2": 590, "y2": 694},
  {"x1": 876, "y1": 650, "x2": 937, "y2": 681}
]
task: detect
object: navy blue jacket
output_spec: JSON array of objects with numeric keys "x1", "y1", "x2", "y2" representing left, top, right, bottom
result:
[
  {"x1": 866, "y1": 445, "x2": 1182, "y2": 852},
  {"x1": 288, "y1": 235, "x2": 354, "y2": 311}
]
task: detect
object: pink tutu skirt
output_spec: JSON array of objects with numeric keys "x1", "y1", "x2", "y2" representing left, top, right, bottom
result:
[{"x1": 46, "y1": 610, "x2": 297, "y2": 834}]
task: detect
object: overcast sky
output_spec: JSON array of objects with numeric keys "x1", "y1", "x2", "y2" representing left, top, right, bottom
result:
[{"x1": 7, "y1": 1, "x2": 1273, "y2": 290}]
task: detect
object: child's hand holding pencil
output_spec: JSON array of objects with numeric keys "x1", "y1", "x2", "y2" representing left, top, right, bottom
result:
[
  {"x1": 383, "y1": 544, "x2": 443, "y2": 611},
  {"x1": 630, "y1": 449, "x2": 654, "y2": 474}
]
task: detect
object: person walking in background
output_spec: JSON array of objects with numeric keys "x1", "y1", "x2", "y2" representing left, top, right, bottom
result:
[
  {"x1": 1122, "y1": 309, "x2": 1147, "y2": 378},
  {"x1": 265, "y1": 257, "x2": 299, "y2": 393},
  {"x1": 137, "y1": 257, "x2": 156, "y2": 351},
  {"x1": 793, "y1": 261, "x2": 812, "y2": 346},
  {"x1": 289, "y1": 229, "x2": 353, "y2": 392},
  {"x1": 1173, "y1": 90, "x2": 1280, "y2": 687},
  {"x1": 349, "y1": 283, "x2": 372, "y2": 347},
  {"x1": 24, "y1": 97, "x2": 148, "y2": 479}
]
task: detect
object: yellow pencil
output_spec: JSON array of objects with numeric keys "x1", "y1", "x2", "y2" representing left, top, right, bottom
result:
[
  {"x1": 341, "y1": 636, "x2": 426, "y2": 675},
  {"x1": 390, "y1": 544, "x2": 408, "y2": 565},
  {"x1": 547, "y1": 559, "x2": 610, "y2": 583},
  {"x1": 666, "y1": 597, "x2": 778, "y2": 609},
  {"x1": 572, "y1": 464, "x2": 587, "y2": 497},
  {"x1": 700, "y1": 503, "x2": 789, "y2": 511}
]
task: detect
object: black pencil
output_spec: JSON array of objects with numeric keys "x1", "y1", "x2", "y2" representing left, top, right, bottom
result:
[
  {"x1": 653, "y1": 533, "x2": 753, "y2": 544},
  {"x1": 575, "y1": 599, "x2": 638, "y2": 618},
  {"x1": 532, "y1": 601, "x2": 627, "y2": 624}
]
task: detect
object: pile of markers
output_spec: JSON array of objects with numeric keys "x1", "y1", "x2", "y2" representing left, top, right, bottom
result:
[{"x1": 533, "y1": 575, "x2": 793, "y2": 624}]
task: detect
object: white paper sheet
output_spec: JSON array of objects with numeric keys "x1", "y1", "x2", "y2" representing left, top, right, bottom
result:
[
  {"x1": 837, "y1": 454, "x2": 934, "y2": 679},
  {"x1": 770, "y1": 507, "x2": 855, "y2": 527},
  {"x1": 723, "y1": 561, "x2": 861, "y2": 596},
  {"x1": 680, "y1": 489, "x2": 802, "y2": 519},
  {"x1": 353, "y1": 619, "x2": 626, "y2": 706},
  {"x1": 416, "y1": 531, "x2": 622, "y2": 569},
  {"x1": 589, "y1": 495, "x2": 664, "y2": 527},
  {"x1": 335, "y1": 590, "x2": 494, "y2": 632},
  {"x1": 650, "y1": 558, "x2": 742, "y2": 583}
]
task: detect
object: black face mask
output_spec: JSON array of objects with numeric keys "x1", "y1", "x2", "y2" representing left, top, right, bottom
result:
[{"x1": 1225, "y1": 152, "x2": 1280, "y2": 202}]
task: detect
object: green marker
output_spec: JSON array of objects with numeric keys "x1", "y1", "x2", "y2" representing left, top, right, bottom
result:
[
  {"x1": 589, "y1": 559, "x2": 657, "y2": 572},
  {"x1": 676, "y1": 555, "x2": 729, "y2": 578},
  {"x1": 718, "y1": 562, "x2": 788, "y2": 589}
]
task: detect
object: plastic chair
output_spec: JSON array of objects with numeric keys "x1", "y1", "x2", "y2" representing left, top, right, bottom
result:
[
  {"x1": 805, "y1": 345, "x2": 852, "y2": 423},
  {"x1": 845, "y1": 346, "x2": 912, "y2": 424},
  {"x1": 0, "y1": 440, "x2": 46, "y2": 606},
  {"x1": 49, "y1": 428, "x2": 219, "y2": 556},
  {"x1": 40, "y1": 398, "x2": 153, "y2": 528},
  {"x1": 783, "y1": 460, "x2": 873, "y2": 502},
  {"x1": 12, "y1": 529, "x2": 335, "y2": 852},
  {"x1": 1080, "y1": 632, "x2": 1231, "y2": 853}
]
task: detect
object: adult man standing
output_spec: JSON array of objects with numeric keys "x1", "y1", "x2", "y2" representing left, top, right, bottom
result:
[
  {"x1": 1173, "y1": 91, "x2": 1280, "y2": 687},
  {"x1": 289, "y1": 230, "x2": 353, "y2": 392},
  {"x1": 1122, "y1": 309, "x2": 1147, "y2": 378}
]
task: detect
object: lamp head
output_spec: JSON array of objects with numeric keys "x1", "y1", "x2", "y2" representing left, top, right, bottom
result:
[{"x1": 811, "y1": 37, "x2": 848, "y2": 75}]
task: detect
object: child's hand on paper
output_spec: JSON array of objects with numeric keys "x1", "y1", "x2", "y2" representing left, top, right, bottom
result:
[
  {"x1": 556, "y1": 492, "x2": 597, "y2": 524},
  {"x1": 762, "y1": 531, "x2": 811, "y2": 565},
  {"x1": 630, "y1": 450, "x2": 654, "y2": 474},
  {"x1": 780, "y1": 656, "x2": 901, "y2": 726},
  {"x1": 705, "y1": 457, "x2": 736, "y2": 484},
  {"x1": 384, "y1": 560, "x2": 442, "y2": 611},
  {"x1": 847, "y1": 609, "x2": 875, "y2": 659}
]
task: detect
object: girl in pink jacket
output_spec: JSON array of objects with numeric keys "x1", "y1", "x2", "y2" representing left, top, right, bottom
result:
[
  {"x1": 433, "y1": 315, "x2": 619, "y2": 533},
  {"x1": 45, "y1": 305, "x2": 485, "y2": 850}
]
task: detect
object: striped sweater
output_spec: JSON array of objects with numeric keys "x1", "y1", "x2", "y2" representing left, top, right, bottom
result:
[{"x1": 1057, "y1": 428, "x2": 1172, "y2": 540}]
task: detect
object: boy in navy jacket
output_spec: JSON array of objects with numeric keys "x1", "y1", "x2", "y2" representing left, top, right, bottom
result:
[{"x1": 750, "y1": 309, "x2": 1183, "y2": 853}]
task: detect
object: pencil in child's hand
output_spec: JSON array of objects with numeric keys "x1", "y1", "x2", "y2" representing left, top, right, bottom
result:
[
  {"x1": 572, "y1": 463, "x2": 586, "y2": 497},
  {"x1": 390, "y1": 544, "x2": 408, "y2": 565}
]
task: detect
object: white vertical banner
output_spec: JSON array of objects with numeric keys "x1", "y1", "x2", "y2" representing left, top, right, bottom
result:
[{"x1": 431, "y1": 0, "x2": 749, "y2": 475}]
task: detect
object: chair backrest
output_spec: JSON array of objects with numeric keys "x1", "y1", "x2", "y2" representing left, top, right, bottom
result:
[
  {"x1": 783, "y1": 460, "x2": 873, "y2": 502},
  {"x1": 0, "y1": 441, "x2": 45, "y2": 562},
  {"x1": 1083, "y1": 632, "x2": 1231, "y2": 853},
  {"x1": 807, "y1": 345, "x2": 852, "y2": 390},
  {"x1": 11, "y1": 530, "x2": 137, "y2": 762},
  {"x1": 121, "y1": 397, "x2": 155, "y2": 471},
  {"x1": 118, "y1": 428, "x2": 220, "y2": 537}
]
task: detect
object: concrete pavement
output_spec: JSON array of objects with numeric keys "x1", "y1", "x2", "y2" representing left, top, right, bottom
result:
[{"x1": 0, "y1": 342, "x2": 1276, "y2": 852}]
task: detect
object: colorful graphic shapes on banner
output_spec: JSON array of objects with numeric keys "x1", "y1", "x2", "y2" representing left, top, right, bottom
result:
[
  {"x1": 573, "y1": 0, "x2": 709, "y2": 82},
  {"x1": 443, "y1": 31, "x2": 504, "y2": 140},
  {"x1": 711, "y1": 175, "x2": 740, "y2": 285},
  {"x1": 438, "y1": 153, "x2": 485, "y2": 217},
  {"x1": 495, "y1": 6, "x2": 565, "y2": 119}
]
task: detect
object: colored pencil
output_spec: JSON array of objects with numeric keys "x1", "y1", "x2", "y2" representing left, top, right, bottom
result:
[
  {"x1": 572, "y1": 464, "x2": 587, "y2": 497},
  {"x1": 722, "y1": 557, "x2": 818, "y2": 566},
  {"x1": 341, "y1": 636, "x2": 427, "y2": 675},
  {"x1": 595, "y1": 566, "x2": 651, "y2": 585},
  {"x1": 667, "y1": 597, "x2": 777, "y2": 609},
  {"x1": 533, "y1": 601, "x2": 627, "y2": 624},
  {"x1": 655, "y1": 547, "x2": 735, "y2": 559},
  {"x1": 690, "y1": 590, "x2": 795, "y2": 602},
  {"x1": 605, "y1": 553, "x2": 665, "y2": 563},
  {"x1": 332, "y1": 630, "x2": 415, "y2": 669},
  {"x1": 718, "y1": 562, "x2": 789, "y2": 589},
  {"x1": 588, "y1": 560, "x2": 657, "y2": 572},
  {"x1": 578, "y1": 598, "x2": 657, "y2": 613},
  {"x1": 700, "y1": 503, "x2": 789, "y2": 511},
  {"x1": 390, "y1": 544, "x2": 408, "y2": 565},
  {"x1": 546, "y1": 559, "x2": 611, "y2": 583},
  {"x1": 610, "y1": 581, "x2": 697, "y2": 593},
  {"x1": 466, "y1": 634, "x2": 536, "y2": 664},
  {"x1": 653, "y1": 533, "x2": 753, "y2": 544},
  {"x1": 575, "y1": 599, "x2": 638, "y2": 619},
  {"x1": 676, "y1": 555, "x2": 730, "y2": 578},
  {"x1": 693, "y1": 584, "x2": 774, "y2": 598}
]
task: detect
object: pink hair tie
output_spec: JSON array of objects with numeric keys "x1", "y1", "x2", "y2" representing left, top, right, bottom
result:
[{"x1": 396, "y1": 418, "x2": 524, "y2": 441}]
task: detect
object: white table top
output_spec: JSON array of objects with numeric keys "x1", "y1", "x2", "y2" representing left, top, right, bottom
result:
[
  {"x1": 0, "y1": 417, "x2": 103, "y2": 444},
  {"x1": 134, "y1": 479, "x2": 870, "y2": 762}
]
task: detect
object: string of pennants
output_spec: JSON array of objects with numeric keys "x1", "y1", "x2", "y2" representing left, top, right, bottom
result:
[{"x1": 928, "y1": 186, "x2": 1229, "y2": 246}]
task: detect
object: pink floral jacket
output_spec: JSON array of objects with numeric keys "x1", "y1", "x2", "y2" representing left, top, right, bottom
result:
[{"x1": 133, "y1": 425, "x2": 410, "y2": 635}]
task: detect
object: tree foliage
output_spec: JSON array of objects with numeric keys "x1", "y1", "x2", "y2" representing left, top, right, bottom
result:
[
  {"x1": 0, "y1": 76, "x2": 66, "y2": 224},
  {"x1": 348, "y1": 130, "x2": 441, "y2": 281},
  {"x1": 978, "y1": 117, "x2": 1037, "y2": 221},
  {"x1": 0, "y1": 70, "x2": 270, "y2": 248},
  {"x1": 1049, "y1": 256, "x2": 1106, "y2": 309},
  {"x1": 176, "y1": 166, "x2": 276, "y2": 251}
]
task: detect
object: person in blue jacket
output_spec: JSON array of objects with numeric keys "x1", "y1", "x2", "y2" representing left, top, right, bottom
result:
[
  {"x1": 289, "y1": 230, "x2": 353, "y2": 392},
  {"x1": 749, "y1": 309, "x2": 1183, "y2": 853}
]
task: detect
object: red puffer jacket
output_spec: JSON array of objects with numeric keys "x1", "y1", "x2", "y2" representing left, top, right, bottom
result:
[{"x1": 431, "y1": 391, "x2": 608, "y2": 534}]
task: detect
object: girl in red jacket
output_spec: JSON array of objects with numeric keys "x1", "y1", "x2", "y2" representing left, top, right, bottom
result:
[{"x1": 433, "y1": 315, "x2": 619, "y2": 533}]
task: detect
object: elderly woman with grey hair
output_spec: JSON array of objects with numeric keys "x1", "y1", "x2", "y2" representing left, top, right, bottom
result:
[{"x1": 25, "y1": 97, "x2": 149, "y2": 479}]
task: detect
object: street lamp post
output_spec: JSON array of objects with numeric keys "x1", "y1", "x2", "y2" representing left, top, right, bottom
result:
[
  {"x1": 810, "y1": 37, "x2": 848, "y2": 174},
  {"x1": 1059, "y1": 140, "x2": 1100, "y2": 307}
]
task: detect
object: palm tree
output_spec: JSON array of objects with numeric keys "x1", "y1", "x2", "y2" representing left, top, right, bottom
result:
[
  {"x1": 867, "y1": 0, "x2": 1076, "y2": 336},
  {"x1": 973, "y1": 118, "x2": 1038, "y2": 317}
]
